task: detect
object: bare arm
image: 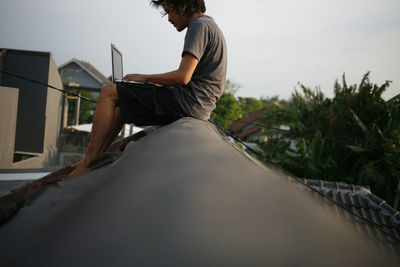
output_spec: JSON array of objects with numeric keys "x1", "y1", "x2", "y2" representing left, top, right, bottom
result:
[{"x1": 122, "y1": 53, "x2": 199, "y2": 86}]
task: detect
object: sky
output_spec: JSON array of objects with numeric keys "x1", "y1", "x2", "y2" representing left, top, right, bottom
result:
[{"x1": 1, "y1": 0, "x2": 399, "y2": 100}]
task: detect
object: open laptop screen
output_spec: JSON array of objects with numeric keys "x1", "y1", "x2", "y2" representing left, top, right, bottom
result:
[{"x1": 111, "y1": 44, "x2": 123, "y2": 82}]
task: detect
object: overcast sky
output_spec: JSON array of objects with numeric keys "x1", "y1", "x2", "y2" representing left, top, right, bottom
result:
[{"x1": 1, "y1": 0, "x2": 399, "y2": 100}]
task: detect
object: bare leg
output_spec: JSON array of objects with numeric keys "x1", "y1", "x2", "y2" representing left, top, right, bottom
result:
[
  {"x1": 70, "y1": 107, "x2": 122, "y2": 169},
  {"x1": 66, "y1": 84, "x2": 121, "y2": 179},
  {"x1": 99, "y1": 106, "x2": 123, "y2": 153}
]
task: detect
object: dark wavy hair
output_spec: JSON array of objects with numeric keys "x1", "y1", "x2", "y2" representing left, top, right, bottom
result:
[{"x1": 150, "y1": 0, "x2": 206, "y2": 17}]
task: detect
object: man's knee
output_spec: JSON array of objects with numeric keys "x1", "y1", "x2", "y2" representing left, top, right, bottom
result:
[{"x1": 100, "y1": 84, "x2": 119, "y2": 101}]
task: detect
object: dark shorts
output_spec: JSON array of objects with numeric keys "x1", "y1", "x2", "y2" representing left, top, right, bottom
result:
[{"x1": 116, "y1": 82, "x2": 187, "y2": 126}]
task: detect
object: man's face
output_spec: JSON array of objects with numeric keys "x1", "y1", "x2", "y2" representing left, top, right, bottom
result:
[{"x1": 163, "y1": 3, "x2": 188, "y2": 32}]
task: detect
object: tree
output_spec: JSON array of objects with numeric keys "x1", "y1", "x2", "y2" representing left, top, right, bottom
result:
[
  {"x1": 211, "y1": 80, "x2": 283, "y2": 129},
  {"x1": 210, "y1": 80, "x2": 242, "y2": 129},
  {"x1": 237, "y1": 97, "x2": 263, "y2": 118},
  {"x1": 210, "y1": 92, "x2": 241, "y2": 129},
  {"x1": 258, "y1": 73, "x2": 400, "y2": 207},
  {"x1": 224, "y1": 79, "x2": 241, "y2": 95}
]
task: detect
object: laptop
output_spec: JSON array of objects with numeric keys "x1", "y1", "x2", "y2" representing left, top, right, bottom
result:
[{"x1": 111, "y1": 44, "x2": 142, "y2": 84}]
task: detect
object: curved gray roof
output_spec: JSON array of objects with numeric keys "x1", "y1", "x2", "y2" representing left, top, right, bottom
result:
[{"x1": 0, "y1": 118, "x2": 398, "y2": 266}]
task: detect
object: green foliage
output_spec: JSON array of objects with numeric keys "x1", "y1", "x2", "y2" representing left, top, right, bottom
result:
[
  {"x1": 211, "y1": 80, "x2": 288, "y2": 130},
  {"x1": 237, "y1": 97, "x2": 263, "y2": 118},
  {"x1": 259, "y1": 72, "x2": 400, "y2": 207},
  {"x1": 259, "y1": 106, "x2": 303, "y2": 130},
  {"x1": 224, "y1": 79, "x2": 241, "y2": 95},
  {"x1": 211, "y1": 74, "x2": 399, "y2": 207},
  {"x1": 210, "y1": 92, "x2": 242, "y2": 129},
  {"x1": 211, "y1": 80, "x2": 243, "y2": 129}
]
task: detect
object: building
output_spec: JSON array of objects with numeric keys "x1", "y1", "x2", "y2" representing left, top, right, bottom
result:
[
  {"x1": 58, "y1": 58, "x2": 111, "y2": 95},
  {"x1": 0, "y1": 118, "x2": 399, "y2": 265},
  {"x1": 229, "y1": 106, "x2": 297, "y2": 152},
  {"x1": 0, "y1": 48, "x2": 66, "y2": 169},
  {"x1": 58, "y1": 58, "x2": 112, "y2": 126},
  {"x1": 229, "y1": 106, "x2": 270, "y2": 142}
]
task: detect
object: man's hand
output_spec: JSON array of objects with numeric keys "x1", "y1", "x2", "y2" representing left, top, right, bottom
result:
[
  {"x1": 122, "y1": 74, "x2": 147, "y2": 83},
  {"x1": 122, "y1": 53, "x2": 199, "y2": 86}
]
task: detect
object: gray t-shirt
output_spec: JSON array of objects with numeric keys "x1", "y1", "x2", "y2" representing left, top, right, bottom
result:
[{"x1": 172, "y1": 15, "x2": 227, "y2": 120}]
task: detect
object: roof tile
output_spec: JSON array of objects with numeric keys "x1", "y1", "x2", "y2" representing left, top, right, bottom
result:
[{"x1": 290, "y1": 178, "x2": 400, "y2": 256}]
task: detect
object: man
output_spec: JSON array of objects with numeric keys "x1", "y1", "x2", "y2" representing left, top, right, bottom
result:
[{"x1": 67, "y1": 0, "x2": 227, "y2": 178}]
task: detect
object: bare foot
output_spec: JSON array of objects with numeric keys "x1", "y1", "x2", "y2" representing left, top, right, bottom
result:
[{"x1": 64, "y1": 162, "x2": 90, "y2": 180}]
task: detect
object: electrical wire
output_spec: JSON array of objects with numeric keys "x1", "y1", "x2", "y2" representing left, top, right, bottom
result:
[
  {"x1": 229, "y1": 119, "x2": 399, "y2": 155},
  {"x1": 2, "y1": 65, "x2": 399, "y2": 242},
  {"x1": 0, "y1": 70, "x2": 97, "y2": 104},
  {"x1": 1, "y1": 68, "x2": 397, "y2": 155},
  {"x1": 210, "y1": 119, "x2": 400, "y2": 243}
]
